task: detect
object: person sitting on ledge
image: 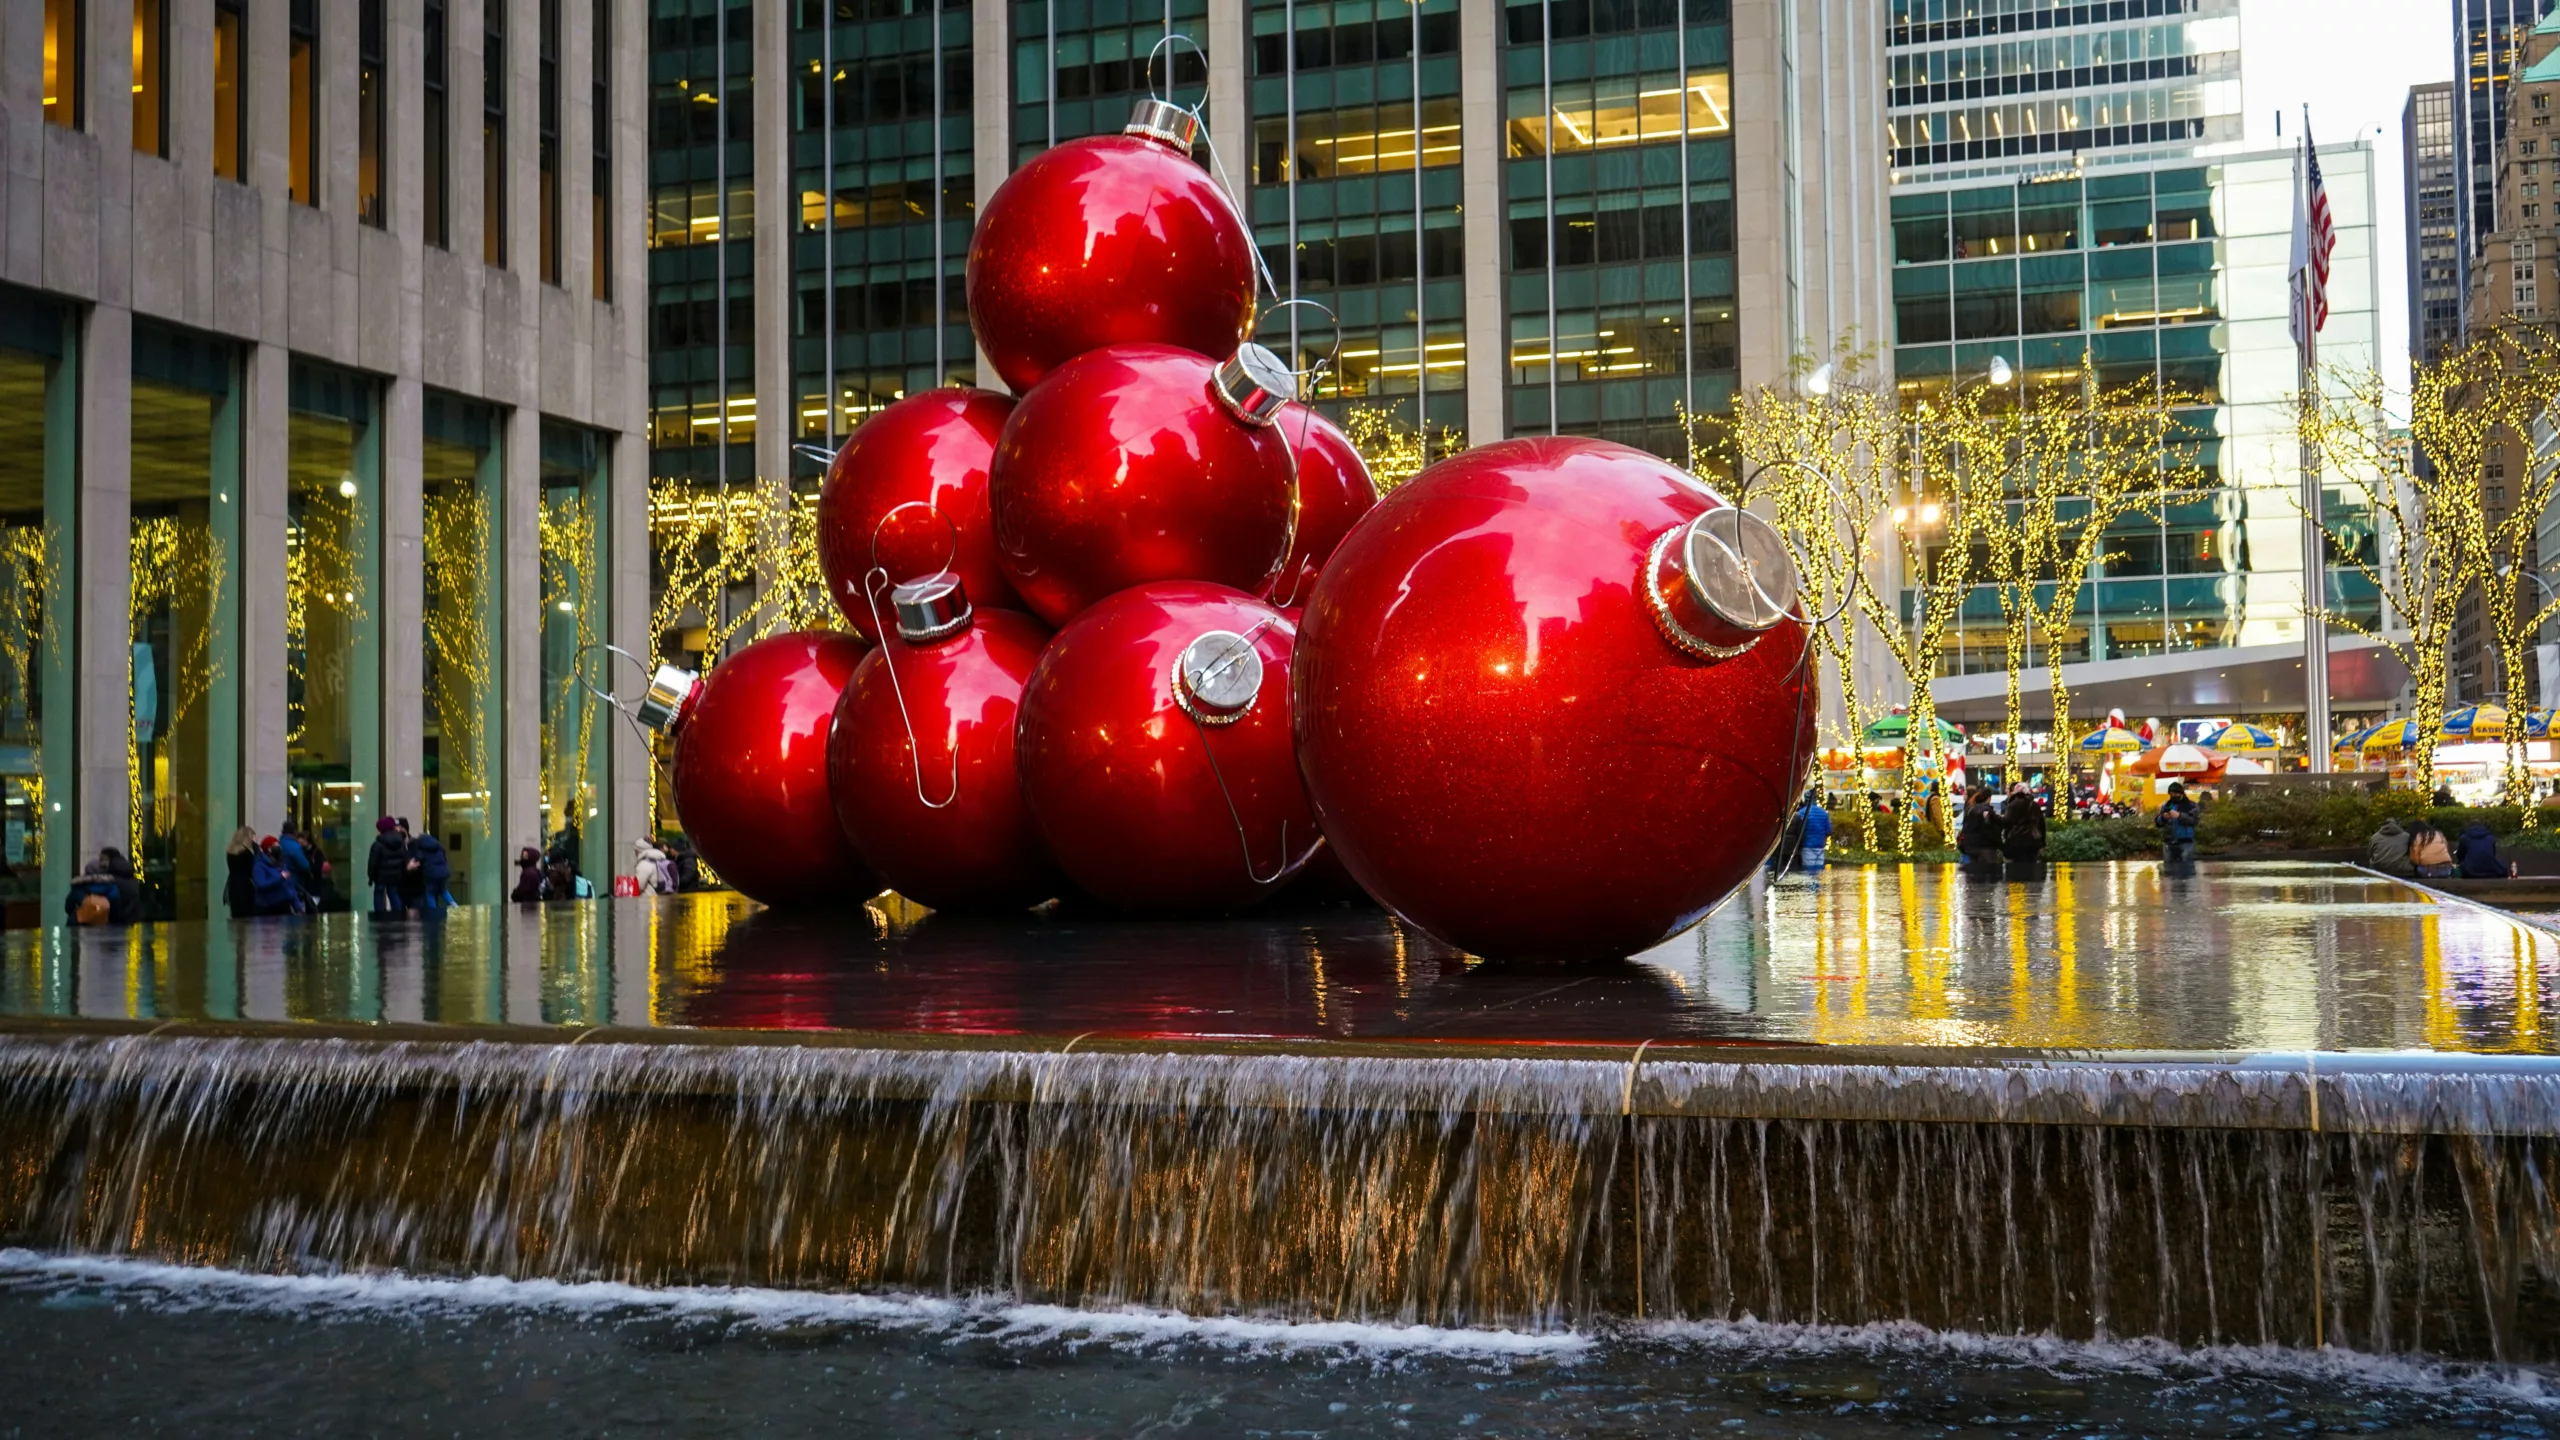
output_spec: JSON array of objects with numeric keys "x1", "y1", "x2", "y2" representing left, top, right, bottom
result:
[
  {"x1": 2408, "y1": 820, "x2": 2455, "y2": 879},
  {"x1": 2366, "y1": 817, "x2": 2415, "y2": 877},
  {"x1": 2456, "y1": 819, "x2": 2509, "y2": 880}
]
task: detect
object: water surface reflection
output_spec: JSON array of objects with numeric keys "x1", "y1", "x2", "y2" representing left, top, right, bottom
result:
[{"x1": 0, "y1": 863, "x2": 2549, "y2": 1054}]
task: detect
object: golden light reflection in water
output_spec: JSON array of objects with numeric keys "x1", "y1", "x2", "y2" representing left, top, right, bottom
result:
[{"x1": 1751, "y1": 865, "x2": 2560, "y2": 1054}]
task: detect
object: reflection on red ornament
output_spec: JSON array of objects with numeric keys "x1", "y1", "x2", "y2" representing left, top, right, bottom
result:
[
  {"x1": 1293, "y1": 437, "x2": 1818, "y2": 962},
  {"x1": 814, "y1": 387, "x2": 1019, "y2": 640},
  {"x1": 1015, "y1": 581, "x2": 1319, "y2": 916},
  {"x1": 991, "y1": 344, "x2": 1297, "y2": 627},
  {"x1": 828, "y1": 592, "x2": 1061, "y2": 913},
  {"x1": 669, "y1": 631, "x2": 880, "y2": 909},
  {"x1": 1261, "y1": 404, "x2": 1379, "y2": 607},
  {"x1": 966, "y1": 102, "x2": 1256, "y2": 394}
]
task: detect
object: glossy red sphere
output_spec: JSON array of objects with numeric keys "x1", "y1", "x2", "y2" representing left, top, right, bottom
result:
[
  {"x1": 827, "y1": 609, "x2": 1063, "y2": 913},
  {"x1": 1016, "y1": 582, "x2": 1319, "y2": 916},
  {"x1": 670, "y1": 631, "x2": 881, "y2": 909},
  {"x1": 967, "y1": 132, "x2": 1257, "y2": 395},
  {"x1": 1260, "y1": 404, "x2": 1380, "y2": 608},
  {"x1": 990, "y1": 344, "x2": 1296, "y2": 627},
  {"x1": 815, "y1": 388, "x2": 1021, "y2": 641},
  {"x1": 1293, "y1": 438, "x2": 1819, "y2": 962}
]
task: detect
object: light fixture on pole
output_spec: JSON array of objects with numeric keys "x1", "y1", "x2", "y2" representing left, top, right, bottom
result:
[
  {"x1": 1805, "y1": 363, "x2": 1834, "y2": 398},
  {"x1": 1987, "y1": 355, "x2": 2014, "y2": 388}
]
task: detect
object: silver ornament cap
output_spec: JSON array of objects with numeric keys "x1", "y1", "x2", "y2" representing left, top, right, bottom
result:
[
  {"x1": 1173, "y1": 630, "x2": 1264, "y2": 723},
  {"x1": 635, "y1": 665, "x2": 699, "y2": 733},
  {"x1": 1680, "y1": 506, "x2": 1799, "y2": 633},
  {"x1": 891, "y1": 573, "x2": 973, "y2": 644},
  {"x1": 1126, "y1": 98, "x2": 1201, "y2": 151},
  {"x1": 1211, "y1": 343, "x2": 1296, "y2": 427}
]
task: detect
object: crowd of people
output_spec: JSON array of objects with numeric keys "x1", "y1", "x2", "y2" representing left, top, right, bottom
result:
[
  {"x1": 2366, "y1": 815, "x2": 2512, "y2": 881},
  {"x1": 1954, "y1": 784, "x2": 2053, "y2": 878},
  {"x1": 63, "y1": 816, "x2": 711, "y2": 927}
]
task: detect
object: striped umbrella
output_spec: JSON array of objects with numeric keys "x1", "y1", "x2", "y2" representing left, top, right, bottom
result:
[
  {"x1": 2525, "y1": 710, "x2": 2556, "y2": 740},
  {"x1": 2440, "y1": 704, "x2": 2508, "y2": 741},
  {"x1": 2201, "y1": 722, "x2": 2280, "y2": 753},
  {"x1": 2363, "y1": 720, "x2": 2421, "y2": 755},
  {"x1": 2078, "y1": 724, "x2": 2143, "y2": 753},
  {"x1": 2332, "y1": 721, "x2": 2383, "y2": 755}
]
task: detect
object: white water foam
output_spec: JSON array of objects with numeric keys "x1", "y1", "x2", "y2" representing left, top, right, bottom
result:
[
  {"x1": 4, "y1": 1248, "x2": 2553, "y2": 1399},
  {"x1": 0, "y1": 1249, "x2": 1588, "y2": 1362},
  {"x1": 1630, "y1": 1316, "x2": 2560, "y2": 1406}
]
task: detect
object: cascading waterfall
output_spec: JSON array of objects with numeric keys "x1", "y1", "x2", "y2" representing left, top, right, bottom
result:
[{"x1": 0, "y1": 1032, "x2": 2551, "y2": 1362}]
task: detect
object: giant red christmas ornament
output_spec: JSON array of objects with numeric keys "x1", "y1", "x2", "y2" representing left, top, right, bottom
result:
[
  {"x1": 1293, "y1": 438, "x2": 1816, "y2": 962},
  {"x1": 827, "y1": 578, "x2": 1061, "y2": 912},
  {"x1": 815, "y1": 387, "x2": 1019, "y2": 641},
  {"x1": 967, "y1": 100, "x2": 1258, "y2": 395},
  {"x1": 1015, "y1": 581, "x2": 1319, "y2": 916},
  {"x1": 661, "y1": 630, "x2": 880, "y2": 909},
  {"x1": 991, "y1": 342, "x2": 1299, "y2": 627},
  {"x1": 1260, "y1": 404, "x2": 1380, "y2": 607}
]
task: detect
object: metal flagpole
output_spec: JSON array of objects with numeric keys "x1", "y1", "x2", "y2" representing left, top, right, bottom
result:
[{"x1": 2297, "y1": 110, "x2": 2333, "y2": 772}]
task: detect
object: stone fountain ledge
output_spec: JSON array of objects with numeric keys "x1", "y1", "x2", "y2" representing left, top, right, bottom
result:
[{"x1": 0, "y1": 1015, "x2": 2551, "y2": 1137}]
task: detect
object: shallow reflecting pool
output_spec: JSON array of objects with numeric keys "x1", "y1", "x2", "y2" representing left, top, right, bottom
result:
[{"x1": 0, "y1": 862, "x2": 2552, "y2": 1055}]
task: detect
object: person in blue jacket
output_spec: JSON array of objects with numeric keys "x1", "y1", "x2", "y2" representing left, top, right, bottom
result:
[{"x1": 1769, "y1": 789, "x2": 1834, "y2": 875}]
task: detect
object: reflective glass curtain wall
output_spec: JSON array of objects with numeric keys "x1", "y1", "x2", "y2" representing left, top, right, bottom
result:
[
  {"x1": 1012, "y1": 0, "x2": 1207, "y2": 163},
  {"x1": 0, "y1": 289, "x2": 80, "y2": 923},
  {"x1": 422, "y1": 394, "x2": 503, "y2": 902},
  {"x1": 647, "y1": 0, "x2": 756, "y2": 481},
  {"x1": 795, "y1": 0, "x2": 976, "y2": 461},
  {"x1": 1887, "y1": 162, "x2": 2383, "y2": 678},
  {"x1": 129, "y1": 324, "x2": 242, "y2": 922},
  {"x1": 284, "y1": 362, "x2": 382, "y2": 883},
  {"x1": 1249, "y1": 0, "x2": 1465, "y2": 439},
  {"x1": 1503, "y1": 0, "x2": 1738, "y2": 464},
  {"x1": 539, "y1": 423, "x2": 609, "y2": 874}
]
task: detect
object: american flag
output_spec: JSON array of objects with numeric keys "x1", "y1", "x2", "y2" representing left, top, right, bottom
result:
[{"x1": 2290, "y1": 115, "x2": 2337, "y2": 347}]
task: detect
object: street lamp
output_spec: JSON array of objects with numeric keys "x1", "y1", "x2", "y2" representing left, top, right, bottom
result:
[{"x1": 1987, "y1": 354, "x2": 2014, "y2": 388}]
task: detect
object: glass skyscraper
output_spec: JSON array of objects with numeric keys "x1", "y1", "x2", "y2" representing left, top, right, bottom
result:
[
  {"x1": 1885, "y1": 0, "x2": 2242, "y2": 186},
  {"x1": 1884, "y1": 4, "x2": 2392, "y2": 740},
  {"x1": 645, "y1": 0, "x2": 1886, "y2": 506}
]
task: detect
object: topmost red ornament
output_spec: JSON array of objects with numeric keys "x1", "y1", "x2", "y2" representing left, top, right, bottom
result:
[{"x1": 967, "y1": 101, "x2": 1259, "y2": 394}]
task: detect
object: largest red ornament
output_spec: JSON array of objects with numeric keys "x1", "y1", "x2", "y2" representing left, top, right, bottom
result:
[
  {"x1": 1293, "y1": 438, "x2": 1815, "y2": 962},
  {"x1": 1015, "y1": 581, "x2": 1319, "y2": 916},
  {"x1": 663, "y1": 631, "x2": 880, "y2": 909},
  {"x1": 815, "y1": 387, "x2": 1020, "y2": 642},
  {"x1": 991, "y1": 342, "x2": 1298, "y2": 627},
  {"x1": 967, "y1": 101, "x2": 1257, "y2": 395},
  {"x1": 827, "y1": 580, "x2": 1061, "y2": 913}
]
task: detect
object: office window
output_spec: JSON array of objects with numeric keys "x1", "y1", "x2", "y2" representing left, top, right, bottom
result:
[
  {"x1": 485, "y1": 0, "x2": 507, "y2": 267},
  {"x1": 43, "y1": 0, "x2": 82, "y2": 127},
  {"x1": 359, "y1": 0, "x2": 386, "y2": 224},
  {"x1": 132, "y1": 0, "x2": 165, "y2": 156},
  {"x1": 590, "y1": 0, "x2": 610, "y2": 298},
  {"x1": 424, "y1": 0, "x2": 449, "y2": 245},
  {"x1": 289, "y1": 0, "x2": 317, "y2": 204},
  {"x1": 539, "y1": 0, "x2": 560, "y2": 283},
  {"x1": 213, "y1": 0, "x2": 245, "y2": 178}
]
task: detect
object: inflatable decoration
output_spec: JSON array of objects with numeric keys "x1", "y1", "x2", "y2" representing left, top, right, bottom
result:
[
  {"x1": 991, "y1": 342, "x2": 1299, "y2": 627},
  {"x1": 967, "y1": 100, "x2": 1257, "y2": 394},
  {"x1": 827, "y1": 574, "x2": 1062, "y2": 912},
  {"x1": 814, "y1": 387, "x2": 1019, "y2": 641},
  {"x1": 652, "y1": 631, "x2": 879, "y2": 909},
  {"x1": 1015, "y1": 581, "x2": 1319, "y2": 916},
  {"x1": 1292, "y1": 438, "x2": 1817, "y2": 962}
]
